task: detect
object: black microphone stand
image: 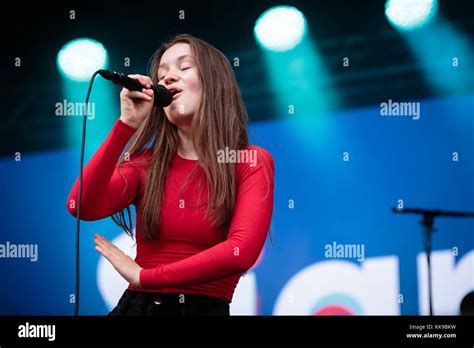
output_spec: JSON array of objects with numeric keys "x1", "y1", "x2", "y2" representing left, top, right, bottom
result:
[{"x1": 392, "y1": 207, "x2": 474, "y2": 316}]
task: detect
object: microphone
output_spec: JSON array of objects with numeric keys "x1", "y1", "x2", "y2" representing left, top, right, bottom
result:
[{"x1": 98, "y1": 69, "x2": 173, "y2": 107}]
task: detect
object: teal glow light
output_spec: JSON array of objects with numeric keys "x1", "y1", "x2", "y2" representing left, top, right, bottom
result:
[
  {"x1": 57, "y1": 38, "x2": 108, "y2": 81},
  {"x1": 254, "y1": 6, "x2": 307, "y2": 52},
  {"x1": 385, "y1": 0, "x2": 438, "y2": 31}
]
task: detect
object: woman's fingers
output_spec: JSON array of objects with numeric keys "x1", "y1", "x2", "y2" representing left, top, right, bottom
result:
[
  {"x1": 94, "y1": 233, "x2": 106, "y2": 244},
  {"x1": 128, "y1": 74, "x2": 153, "y2": 89},
  {"x1": 142, "y1": 88, "x2": 154, "y2": 97},
  {"x1": 94, "y1": 234, "x2": 123, "y2": 264},
  {"x1": 96, "y1": 235, "x2": 125, "y2": 255},
  {"x1": 127, "y1": 74, "x2": 149, "y2": 88},
  {"x1": 143, "y1": 76, "x2": 154, "y2": 87},
  {"x1": 124, "y1": 90, "x2": 153, "y2": 102},
  {"x1": 94, "y1": 234, "x2": 113, "y2": 251},
  {"x1": 122, "y1": 74, "x2": 154, "y2": 102},
  {"x1": 95, "y1": 245, "x2": 107, "y2": 258},
  {"x1": 93, "y1": 234, "x2": 142, "y2": 287}
]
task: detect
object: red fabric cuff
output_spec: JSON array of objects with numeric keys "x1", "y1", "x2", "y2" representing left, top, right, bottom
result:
[{"x1": 139, "y1": 267, "x2": 159, "y2": 289}]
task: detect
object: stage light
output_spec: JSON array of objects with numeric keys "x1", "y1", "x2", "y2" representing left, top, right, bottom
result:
[
  {"x1": 57, "y1": 38, "x2": 108, "y2": 81},
  {"x1": 254, "y1": 6, "x2": 307, "y2": 52},
  {"x1": 385, "y1": 0, "x2": 438, "y2": 31}
]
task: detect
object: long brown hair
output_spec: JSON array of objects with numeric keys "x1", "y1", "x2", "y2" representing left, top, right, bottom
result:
[{"x1": 112, "y1": 34, "x2": 249, "y2": 242}]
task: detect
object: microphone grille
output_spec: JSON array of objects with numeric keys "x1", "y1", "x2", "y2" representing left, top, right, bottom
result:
[{"x1": 155, "y1": 85, "x2": 173, "y2": 107}]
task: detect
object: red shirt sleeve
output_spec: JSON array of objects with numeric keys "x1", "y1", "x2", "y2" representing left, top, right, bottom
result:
[
  {"x1": 66, "y1": 119, "x2": 146, "y2": 221},
  {"x1": 139, "y1": 147, "x2": 275, "y2": 289}
]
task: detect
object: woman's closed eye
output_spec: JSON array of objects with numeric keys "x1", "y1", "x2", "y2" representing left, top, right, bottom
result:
[{"x1": 158, "y1": 67, "x2": 191, "y2": 80}]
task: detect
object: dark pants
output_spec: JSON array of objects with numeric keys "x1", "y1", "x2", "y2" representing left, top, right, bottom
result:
[{"x1": 108, "y1": 289, "x2": 230, "y2": 316}]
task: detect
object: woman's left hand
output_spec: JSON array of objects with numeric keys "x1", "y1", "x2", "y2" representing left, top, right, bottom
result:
[{"x1": 94, "y1": 233, "x2": 143, "y2": 288}]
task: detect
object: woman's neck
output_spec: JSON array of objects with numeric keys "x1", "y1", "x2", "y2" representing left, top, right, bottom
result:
[{"x1": 177, "y1": 127, "x2": 199, "y2": 160}]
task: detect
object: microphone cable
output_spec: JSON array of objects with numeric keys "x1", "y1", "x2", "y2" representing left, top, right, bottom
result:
[
  {"x1": 72, "y1": 70, "x2": 171, "y2": 315},
  {"x1": 73, "y1": 70, "x2": 101, "y2": 316}
]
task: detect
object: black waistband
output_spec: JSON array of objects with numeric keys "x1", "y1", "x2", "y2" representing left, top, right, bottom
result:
[{"x1": 128, "y1": 289, "x2": 229, "y2": 305}]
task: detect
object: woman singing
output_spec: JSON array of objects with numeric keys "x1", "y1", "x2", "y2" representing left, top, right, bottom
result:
[{"x1": 66, "y1": 34, "x2": 274, "y2": 316}]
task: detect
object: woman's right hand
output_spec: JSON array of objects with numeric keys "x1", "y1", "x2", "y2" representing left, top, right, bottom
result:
[{"x1": 119, "y1": 74, "x2": 155, "y2": 128}]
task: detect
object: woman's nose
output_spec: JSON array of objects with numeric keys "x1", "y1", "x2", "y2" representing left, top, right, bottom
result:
[{"x1": 164, "y1": 72, "x2": 179, "y2": 85}]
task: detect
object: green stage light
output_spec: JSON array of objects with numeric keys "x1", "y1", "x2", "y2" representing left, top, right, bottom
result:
[
  {"x1": 254, "y1": 6, "x2": 307, "y2": 52},
  {"x1": 57, "y1": 38, "x2": 108, "y2": 81},
  {"x1": 385, "y1": 0, "x2": 438, "y2": 31}
]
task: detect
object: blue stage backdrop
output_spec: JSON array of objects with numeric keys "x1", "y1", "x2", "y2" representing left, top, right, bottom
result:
[{"x1": 1, "y1": 93, "x2": 473, "y2": 315}]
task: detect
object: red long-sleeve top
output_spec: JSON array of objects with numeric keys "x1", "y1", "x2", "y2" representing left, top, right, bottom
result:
[{"x1": 66, "y1": 119, "x2": 274, "y2": 302}]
